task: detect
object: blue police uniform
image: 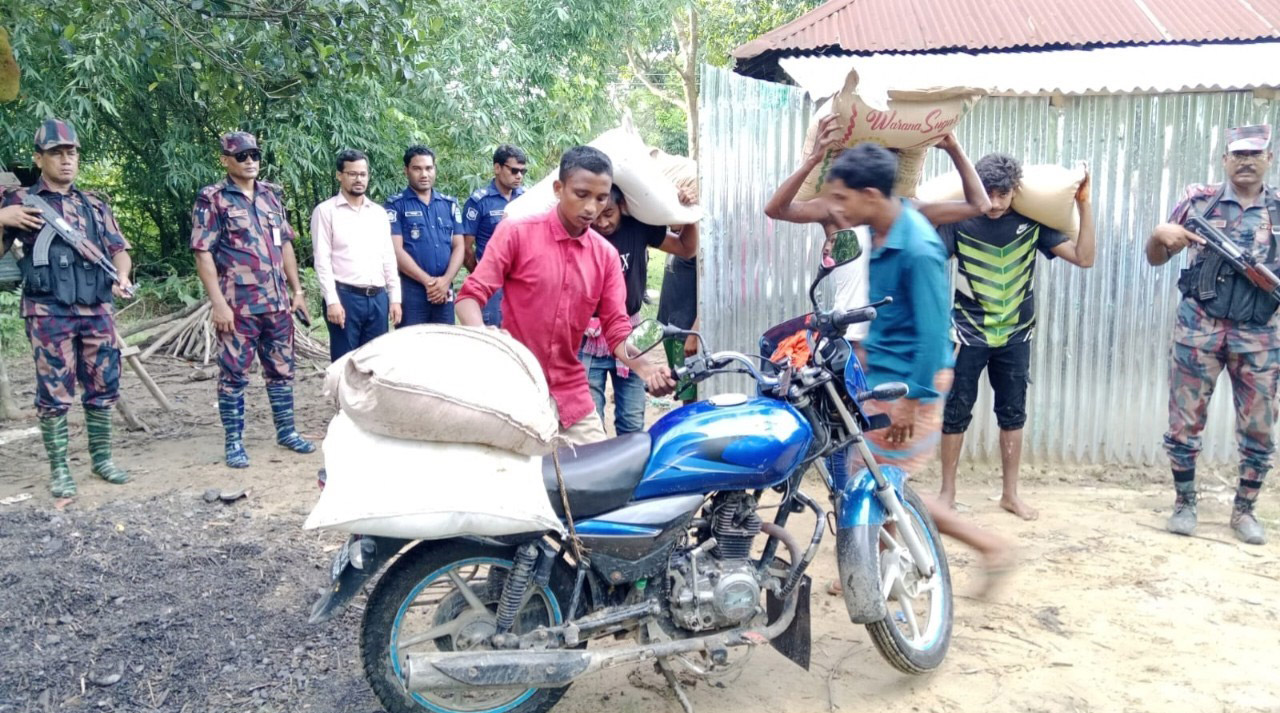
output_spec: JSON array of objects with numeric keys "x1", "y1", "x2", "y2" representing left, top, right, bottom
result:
[
  {"x1": 385, "y1": 187, "x2": 461, "y2": 325},
  {"x1": 462, "y1": 180, "x2": 524, "y2": 326}
]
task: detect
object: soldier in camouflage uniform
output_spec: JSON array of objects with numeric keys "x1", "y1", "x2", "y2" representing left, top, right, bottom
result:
[
  {"x1": 0, "y1": 119, "x2": 134, "y2": 498},
  {"x1": 191, "y1": 132, "x2": 314, "y2": 468},
  {"x1": 1147, "y1": 124, "x2": 1279, "y2": 545}
]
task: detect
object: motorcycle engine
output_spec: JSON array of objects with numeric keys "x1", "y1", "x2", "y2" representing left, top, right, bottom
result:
[{"x1": 668, "y1": 494, "x2": 765, "y2": 632}]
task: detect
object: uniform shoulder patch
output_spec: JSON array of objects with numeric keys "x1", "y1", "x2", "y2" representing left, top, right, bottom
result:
[
  {"x1": 385, "y1": 208, "x2": 397, "y2": 222},
  {"x1": 470, "y1": 188, "x2": 487, "y2": 201},
  {"x1": 195, "y1": 183, "x2": 222, "y2": 204}
]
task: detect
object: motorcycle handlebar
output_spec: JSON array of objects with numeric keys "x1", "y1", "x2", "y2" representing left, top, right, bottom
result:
[{"x1": 832, "y1": 306, "x2": 877, "y2": 329}]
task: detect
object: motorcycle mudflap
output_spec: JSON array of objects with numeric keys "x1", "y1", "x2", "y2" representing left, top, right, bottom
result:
[
  {"x1": 309, "y1": 536, "x2": 409, "y2": 624},
  {"x1": 766, "y1": 574, "x2": 811, "y2": 670}
]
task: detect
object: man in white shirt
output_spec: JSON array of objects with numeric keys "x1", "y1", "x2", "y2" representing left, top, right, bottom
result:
[{"x1": 311, "y1": 149, "x2": 402, "y2": 361}]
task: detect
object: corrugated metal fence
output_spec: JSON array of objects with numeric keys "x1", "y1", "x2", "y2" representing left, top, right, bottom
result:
[{"x1": 697, "y1": 65, "x2": 1280, "y2": 465}]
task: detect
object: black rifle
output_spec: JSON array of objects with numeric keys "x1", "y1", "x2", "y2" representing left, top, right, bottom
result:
[
  {"x1": 1184, "y1": 214, "x2": 1280, "y2": 304},
  {"x1": 23, "y1": 193, "x2": 126, "y2": 290}
]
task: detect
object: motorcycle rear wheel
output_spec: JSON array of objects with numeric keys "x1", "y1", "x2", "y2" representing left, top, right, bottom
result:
[
  {"x1": 865, "y1": 484, "x2": 953, "y2": 674},
  {"x1": 360, "y1": 540, "x2": 574, "y2": 713}
]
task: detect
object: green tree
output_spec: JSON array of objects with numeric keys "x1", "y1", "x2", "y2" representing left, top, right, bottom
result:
[
  {"x1": 0, "y1": 0, "x2": 644, "y2": 272},
  {"x1": 623, "y1": 0, "x2": 822, "y2": 158}
]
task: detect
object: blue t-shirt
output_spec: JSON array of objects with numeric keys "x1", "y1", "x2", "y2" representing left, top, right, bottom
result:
[{"x1": 864, "y1": 201, "x2": 952, "y2": 400}]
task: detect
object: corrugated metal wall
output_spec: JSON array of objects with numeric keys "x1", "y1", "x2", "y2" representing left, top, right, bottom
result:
[{"x1": 698, "y1": 65, "x2": 1280, "y2": 465}]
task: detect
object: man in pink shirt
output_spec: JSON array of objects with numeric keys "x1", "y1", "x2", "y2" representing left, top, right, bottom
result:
[
  {"x1": 311, "y1": 149, "x2": 402, "y2": 361},
  {"x1": 457, "y1": 146, "x2": 675, "y2": 445}
]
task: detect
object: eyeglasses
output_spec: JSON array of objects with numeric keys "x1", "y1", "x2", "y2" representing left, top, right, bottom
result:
[
  {"x1": 341, "y1": 171, "x2": 369, "y2": 179},
  {"x1": 504, "y1": 164, "x2": 528, "y2": 176},
  {"x1": 228, "y1": 150, "x2": 261, "y2": 163}
]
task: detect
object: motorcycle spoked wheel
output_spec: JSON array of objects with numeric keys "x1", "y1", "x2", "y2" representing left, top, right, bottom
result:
[
  {"x1": 864, "y1": 484, "x2": 953, "y2": 674},
  {"x1": 360, "y1": 540, "x2": 578, "y2": 713}
]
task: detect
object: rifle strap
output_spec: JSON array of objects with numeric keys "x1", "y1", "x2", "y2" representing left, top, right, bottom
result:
[{"x1": 69, "y1": 190, "x2": 110, "y2": 257}]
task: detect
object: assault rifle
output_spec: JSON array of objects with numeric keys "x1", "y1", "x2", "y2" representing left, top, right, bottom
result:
[{"x1": 1184, "y1": 214, "x2": 1280, "y2": 304}]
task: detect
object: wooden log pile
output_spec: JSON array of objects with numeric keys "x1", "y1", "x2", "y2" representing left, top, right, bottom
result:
[{"x1": 128, "y1": 302, "x2": 327, "y2": 366}]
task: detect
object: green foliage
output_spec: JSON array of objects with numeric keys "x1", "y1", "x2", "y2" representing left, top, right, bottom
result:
[
  {"x1": 0, "y1": 0, "x2": 817, "y2": 284},
  {"x1": 0, "y1": 288, "x2": 23, "y2": 357},
  {"x1": 0, "y1": 0, "x2": 647, "y2": 274}
]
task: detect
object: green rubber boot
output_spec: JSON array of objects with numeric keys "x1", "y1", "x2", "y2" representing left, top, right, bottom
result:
[
  {"x1": 40, "y1": 415, "x2": 75, "y2": 498},
  {"x1": 85, "y1": 407, "x2": 130, "y2": 484}
]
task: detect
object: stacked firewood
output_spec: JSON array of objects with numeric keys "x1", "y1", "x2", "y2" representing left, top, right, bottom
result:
[{"x1": 124, "y1": 302, "x2": 327, "y2": 366}]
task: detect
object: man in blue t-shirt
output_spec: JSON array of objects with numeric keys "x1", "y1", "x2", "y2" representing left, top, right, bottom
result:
[{"x1": 822, "y1": 143, "x2": 1009, "y2": 591}]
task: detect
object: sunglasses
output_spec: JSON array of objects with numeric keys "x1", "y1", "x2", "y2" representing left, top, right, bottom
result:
[
  {"x1": 504, "y1": 164, "x2": 528, "y2": 176},
  {"x1": 226, "y1": 150, "x2": 262, "y2": 163}
]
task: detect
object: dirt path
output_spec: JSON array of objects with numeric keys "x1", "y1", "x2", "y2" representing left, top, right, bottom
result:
[{"x1": 1, "y1": 356, "x2": 1277, "y2": 713}]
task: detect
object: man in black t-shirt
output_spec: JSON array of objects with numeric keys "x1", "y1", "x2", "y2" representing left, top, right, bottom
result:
[
  {"x1": 937, "y1": 154, "x2": 1096, "y2": 520},
  {"x1": 582, "y1": 186, "x2": 698, "y2": 433}
]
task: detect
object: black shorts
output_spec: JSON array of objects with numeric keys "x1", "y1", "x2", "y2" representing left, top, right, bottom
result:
[{"x1": 942, "y1": 341, "x2": 1031, "y2": 434}]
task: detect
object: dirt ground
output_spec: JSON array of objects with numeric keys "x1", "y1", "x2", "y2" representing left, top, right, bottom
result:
[{"x1": 1, "y1": 355, "x2": 1278, "y2": 713}]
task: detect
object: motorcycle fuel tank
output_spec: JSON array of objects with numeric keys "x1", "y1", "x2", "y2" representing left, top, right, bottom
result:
[{"x1": 634, "y1": 394, "x2": 813, "y2": 500}]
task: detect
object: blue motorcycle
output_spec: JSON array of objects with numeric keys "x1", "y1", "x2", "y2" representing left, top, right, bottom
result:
[{"x1": 311, "y1": 234, "x2": 953, "y2": 713}]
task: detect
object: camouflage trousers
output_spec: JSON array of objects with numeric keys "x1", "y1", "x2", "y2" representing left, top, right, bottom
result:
[
  {"x1": 1164, "y1": 343, "x2": 1280, "y2": 490},
  {"x1": 217, "y1": 311, "x2": 295, "y2": 396},
  {"x1": 26, "y1": 314, "x2": 121, "y2": 418}
]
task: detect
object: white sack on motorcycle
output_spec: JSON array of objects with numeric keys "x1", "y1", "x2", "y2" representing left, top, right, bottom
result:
[
  {"x1": 328, "y1": 324, "x2": 559, "y2": 456},
  {"x1": 305, "y1": 412, "x2": 564, "y2": 538}
]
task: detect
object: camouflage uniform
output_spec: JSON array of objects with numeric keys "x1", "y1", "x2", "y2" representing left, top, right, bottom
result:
[
  {"x1": 1163, "y1": 124, "x2": 1279, "y2": 542},
  {"x1": 0, "y1": 119, "x2": 131, "y2": 497},
  {"x1": 191, "y1": 131, "x2": 314, "y2": 468}
]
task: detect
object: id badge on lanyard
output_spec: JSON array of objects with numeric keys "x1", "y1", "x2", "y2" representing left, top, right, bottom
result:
[{"x1": 273, "y1": 226, "x2": 282, "y2": 247}]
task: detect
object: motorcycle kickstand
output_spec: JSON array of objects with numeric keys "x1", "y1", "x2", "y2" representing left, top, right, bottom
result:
[{"x1": 656, "y1": 656, "x2": 695, "y2": 713}]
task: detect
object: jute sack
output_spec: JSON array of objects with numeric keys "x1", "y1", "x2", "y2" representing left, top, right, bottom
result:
[
  {"x1": 649, "y1": 147, "x2": 698, "y2": 197},
  {"x1": 796, "y1": 69, "x2": 983, "y2": 201},
  {"x1": 303, "y1": 412, "x2": 563, "y2": 539},
  {"x1": 333, "y1": 324, "x2": 559, "y2": 455},
  {"x1": 0, "y1": 28, "x2": 19, "y2": 102},
  {"x1": 505, "y1": 120, "x2": 702, "y2": 227},
  {"x1": 916, "y1": 163, "x2": 1087, "y2": 238}
]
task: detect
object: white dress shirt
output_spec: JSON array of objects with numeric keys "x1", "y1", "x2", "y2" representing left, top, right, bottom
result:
[{"x1": 311, "y1": 192, "x2": 401, "y2": 304}]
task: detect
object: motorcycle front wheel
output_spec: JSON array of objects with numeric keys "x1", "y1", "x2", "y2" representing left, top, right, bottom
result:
[
  {"x1": 865, "y1": 484, "x2": 953, "y2": 674},
  {"x1": 360, "y1": 540, "x2": 574, "y2": 713}
]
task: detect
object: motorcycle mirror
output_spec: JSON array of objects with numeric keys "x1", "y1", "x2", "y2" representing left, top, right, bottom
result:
[
  {"x1": 826, "y1": 228, "x2": 863, "y2": 268},
  {"x1": 624, "y1": 319, "x2": 666, "y2": 358},
  {"x1": 809, "y1": 228, "x2": 864, "y2": 309}
]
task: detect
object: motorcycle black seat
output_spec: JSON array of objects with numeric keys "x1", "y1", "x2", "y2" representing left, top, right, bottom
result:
[{"x1": 541, "y1": 432, "x2": 652, "y2": 520}]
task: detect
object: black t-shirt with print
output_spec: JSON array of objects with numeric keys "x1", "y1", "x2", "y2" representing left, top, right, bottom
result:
[{"x1": 604, "y1": 215, "x2": 667, "y2": 316}]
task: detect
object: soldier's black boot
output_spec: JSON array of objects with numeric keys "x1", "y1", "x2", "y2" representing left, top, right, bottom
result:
[{"x1": 1166, "y1": 470, "x2": 1197, "y2": 536}]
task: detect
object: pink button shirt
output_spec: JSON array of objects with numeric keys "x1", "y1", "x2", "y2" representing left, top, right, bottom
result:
[
  {"x1": 310, "y1": 193, "x2": 401, "y2": 304},
  {"x1": 459, "y1": 208, "x2": 631, "y2": 428}
]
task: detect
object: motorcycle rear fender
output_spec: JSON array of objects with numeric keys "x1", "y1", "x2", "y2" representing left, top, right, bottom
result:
[
  {"x1": 309, "y1": 535, "x2": 409, "y2": 624},
  {"x1": 834, "y1": 464, "x2": 908, "y2": 624}
]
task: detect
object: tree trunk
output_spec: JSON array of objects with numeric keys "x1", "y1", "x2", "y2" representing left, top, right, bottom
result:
[{"x1": 683, "y1": 3, "x2": 700, "y2": 162}]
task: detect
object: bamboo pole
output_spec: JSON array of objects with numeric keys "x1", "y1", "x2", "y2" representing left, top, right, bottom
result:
[
  {"x1": 141, "y1": 301, "x2": 209, "y2": 361},
  {"x1": 119, "y1": 301, "x2": 202, "y2": 339}
]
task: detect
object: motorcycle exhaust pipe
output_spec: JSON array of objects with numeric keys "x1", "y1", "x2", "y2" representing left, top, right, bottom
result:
[{"x1": 403, "y1": 585, "x2": 801, "y2": 693}]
